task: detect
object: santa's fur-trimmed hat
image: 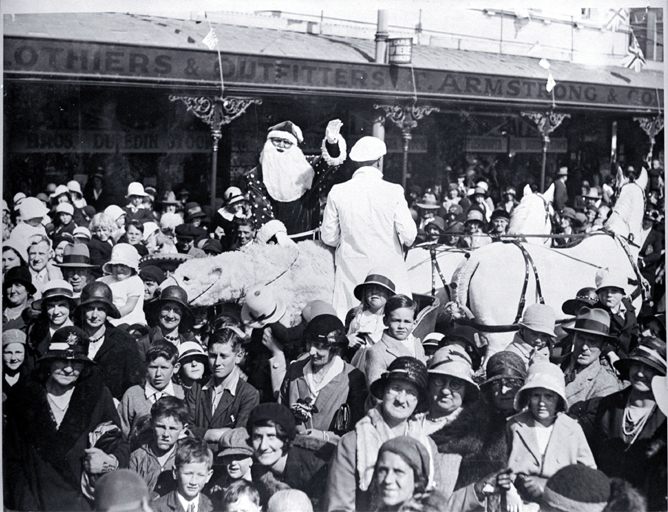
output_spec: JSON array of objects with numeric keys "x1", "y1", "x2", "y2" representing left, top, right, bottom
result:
[{"x1": 267, "y1": 121, "x2": 303, "y2": 145}]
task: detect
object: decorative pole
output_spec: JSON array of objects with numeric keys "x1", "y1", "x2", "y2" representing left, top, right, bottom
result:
[
  {"x1": 521, "y1": 111, "x2": 570, "y2": 192},
  {"x1": 633, "y1": 116, "x2": 665, "y2": 166},
  {"x1": 374, "y1": 102, "x2": 440, "y2": 188},
  {"x1": 169, "y1": 95, "x2": 262, "y2": 214}
]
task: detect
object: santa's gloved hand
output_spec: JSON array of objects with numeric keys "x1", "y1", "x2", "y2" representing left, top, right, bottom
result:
[{"x1": 326, "y1": 119, "x2": 343, "y2": 144}]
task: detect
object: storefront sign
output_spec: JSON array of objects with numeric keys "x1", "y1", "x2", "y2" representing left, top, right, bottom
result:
[
  {"x1": 4, "y1": 37, "x2": 663, "y2": 110},
  {"x1": 11, "y1": 129, "x2": 212, "y2": 153},
  {"x1": 466, "y1": 136, "x2": 567, "y2": 153}
]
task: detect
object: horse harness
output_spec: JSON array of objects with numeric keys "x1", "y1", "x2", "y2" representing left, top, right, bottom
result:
[{"x1": 507, "y1": 240, "x2": 545, "y2": 324}]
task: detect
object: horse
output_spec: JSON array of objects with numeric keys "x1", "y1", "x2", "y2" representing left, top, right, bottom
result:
[
  {"x1": 451, "y1": 169, "x2": 647, "y2": 359},
  {"x1": 405, "y1": 184, "x2": 554, "y2": 300}
]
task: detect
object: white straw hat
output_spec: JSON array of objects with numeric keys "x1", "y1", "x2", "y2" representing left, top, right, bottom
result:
[{"x1": 103, "y1": 243, "x2": 140, "y2": 274}]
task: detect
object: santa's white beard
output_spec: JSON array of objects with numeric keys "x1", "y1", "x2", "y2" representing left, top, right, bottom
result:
[{"x1": 260, "y1": 140, "x2": 315, "y2": 202}]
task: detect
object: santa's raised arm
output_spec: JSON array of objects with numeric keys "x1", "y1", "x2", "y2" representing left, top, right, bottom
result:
[{"x1": 241, "y1": 119, "x2": 347, "y2": 238}]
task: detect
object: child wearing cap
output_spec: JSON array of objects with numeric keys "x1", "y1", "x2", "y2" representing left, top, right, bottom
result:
[
  {"x1": 129, "y1": 396, "x2": 190, "y2": 498},
  {"x1": 152, "y1": 438, "x2": 214, "y2": 512},
  {"x1": 53, "y1": 202, "x2": 77, "y2": 239},
  {"x1": 98, "y1": 243, "x2": 146, "y2": 327},
  {"x1": 506, "y1": 304, "x2": 557, "y2": 367},
  {"x1": 213, "y1": 428, "x2": 255, "y2": 492},
  {"x1": 506, "y1": 362, "x2": 595, "y2": 508}
]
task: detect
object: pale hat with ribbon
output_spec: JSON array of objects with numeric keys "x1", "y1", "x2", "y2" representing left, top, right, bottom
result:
[
  {"x1": 56, "y1": 202, "x2": 74, "y2": 216},
  {"x1": 595, "y1": 266, "x2": 628, "y2": 293},
  {"x1": 518, "y1": 303, "x2": 557, "y2": 338},
  {"x1": 103, "y1": 243, "x2": 140, "y2": 274},
  {"x1": 177, "y1": 341, "x2": 208, "y2": 365},
  {"x1": 126, "y1": 182, "x2": 149, "y2": 198},
  {"x1": 241, "y1": 284, "x2": 286, "y2": 329},
  {"x1": 19, "y1": 197, "x2": 49, "y2": 220},
  {"x1": 427, "y1": 344, "x2": 479, "y2": 395},
  {"x1": 514, "y1": 361, "x2": 568, "y2": 412},
  {"x1": 416, "y1": 193, "x2": 440, "y2": 209},
  {"x1": 349, "y1": 136, "x2": 387, "y2": 162},
  {"x1": 224, "y1": 186, "x2": 247, "y2": 206}
]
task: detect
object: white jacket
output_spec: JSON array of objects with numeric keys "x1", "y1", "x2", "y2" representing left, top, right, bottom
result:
[{"x1": 321, "y1": 166, "x2": 417, "y2": 318}]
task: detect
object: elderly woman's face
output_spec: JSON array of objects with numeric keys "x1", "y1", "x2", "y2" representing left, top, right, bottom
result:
[
  {"x1": 490, "y1": 378, "x2": 523, "y2": 413},
  {"x1": 49, "y1": 359, "x2": 84, "y2": 387},
  {"x1": 5, "y1": 283, "x2": 29, "y2": 307},
  {"x1": 46, "y1": 299, "x2": 71, "y2": 327},
  {"x1": 83, "y1": 303, "x2": 108, "y2": 330},
  {"x1": 376, "y1": 451, "x2": 416, "y2": 508},
  {"x1": 382, "y1": 380, "x2": 420, "y2": 423},
  {"x1": 429, "y1": 374, "x2": 467, "y2": 416}
]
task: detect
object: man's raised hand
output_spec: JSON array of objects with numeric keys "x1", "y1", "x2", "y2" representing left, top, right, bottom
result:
[{"x1": 326, "y1": 119, "x2": 344, "y2": 144}]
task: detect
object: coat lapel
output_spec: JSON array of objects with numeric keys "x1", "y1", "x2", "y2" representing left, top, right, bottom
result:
[
  {"x1": 514, "y1": 418, "x2": 542, "y2": 467},
  {"x1": 210, "y1": 387, "x2": 235, "y2": 425}
]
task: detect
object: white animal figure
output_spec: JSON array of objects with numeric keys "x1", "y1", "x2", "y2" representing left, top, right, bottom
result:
[
  {"x1": 452, "y1": 169, "x2": 647, "y2": 360},
  {"x1": 507, "y1": 183, "x2": 554, "y2": 244}
]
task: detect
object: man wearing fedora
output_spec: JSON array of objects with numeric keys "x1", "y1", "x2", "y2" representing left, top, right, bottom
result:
[
  {"x1": 321, "y1": 136, "x2": 417, "y2": 318},
  {"x1": 242, "y1": 119, "x2": 347, "y2": 237},
  {"x1": 56, "y1": 243, "x2": 97, "y2": 301},
  {"x1": 561, "y1": 308, "x2": 623, "y2": 411},
  {"x1": 554, "y1": 166, "x2": 569, "y2": 213}
]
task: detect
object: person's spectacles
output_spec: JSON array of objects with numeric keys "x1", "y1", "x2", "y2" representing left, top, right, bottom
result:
[
  {"x1": 430, "y1": 376, "x2": 465, "y2": 390},
  {"x1": 270, "y1": 137, "x2": 294, "y2": 149},
  {"x1": 490, "y1": 378, "x2": 523, "y2": 390}
]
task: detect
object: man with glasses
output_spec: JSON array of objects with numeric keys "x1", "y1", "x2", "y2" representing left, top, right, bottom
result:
[
  {"x1": 562, "y1": 308, "x2": 623, "y2": 411},
  {"x1": 242, "y1": 119, "x2": 347, "y2": 237}
]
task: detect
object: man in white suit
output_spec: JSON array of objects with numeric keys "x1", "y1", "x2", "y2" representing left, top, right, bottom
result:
[{"x1": 321, "y1": 136, "x2": 417, "y2": 319}]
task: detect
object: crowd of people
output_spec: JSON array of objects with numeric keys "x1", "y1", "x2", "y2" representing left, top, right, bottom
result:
[{"x1": 2, "y1": 121, "x2": 666, "y2": 512}]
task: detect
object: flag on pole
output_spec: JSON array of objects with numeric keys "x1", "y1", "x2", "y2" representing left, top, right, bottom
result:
[
  {"x1": 202, "y1": 27, "x2": 219, "y2": 50},
  {"x1": 621, "y1": 33, "x2": 646, "y2": 73},
  {"x1": 604, "y1": 8, "x2": 629, "y2": 32},
  {"x1": 546, "y1": 72, "x2": 556, "y2": 92}
]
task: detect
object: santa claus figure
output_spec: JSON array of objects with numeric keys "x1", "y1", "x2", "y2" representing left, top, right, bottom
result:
[{"x1": 242, "y1": 119, "x2": 346, "y2": 237}]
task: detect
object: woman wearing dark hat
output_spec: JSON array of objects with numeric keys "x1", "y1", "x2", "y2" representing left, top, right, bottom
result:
[
  {"x1": 326, "y1": 356, "x2": 436, "y2": 512},
  {"x1": 4, "y1": 326, "x2": 129, "y2": 511},
  {"x1": 73, "y1": 281, "x2": 145, "y2": 401},
  {"x1": 280, "y1": 314, "x2": 367, "y2": 442},
  {"x1": 372, "y1": 436, "x2": 446, "y2": 512},
  {"x1": 137, "y1": 285, "x2": 196, "y2": 360},
  {"x1": 26, "y1": 279, "x2": 76, "y2": 364},
  {"x1": 433, "y1": 351, "x2": 526, "y2": 503},
  {"x1": 561, "y1": 308, "x2": 623, "y2": 411},
  {"x1": 588, "y1": 336, "x2": 667, "y2": 511},
  {"x1": 3, "y1": 265, "x2": 36, "y2": 331}
]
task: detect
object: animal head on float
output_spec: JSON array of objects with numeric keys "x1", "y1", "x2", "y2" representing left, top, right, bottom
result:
[{"x1": 507, "y1": 183, "x2": 554, "y2": 241}]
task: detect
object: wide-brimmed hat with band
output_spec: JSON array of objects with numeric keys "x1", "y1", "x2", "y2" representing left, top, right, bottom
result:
[
  {"x1": 353, "y1": 271, "x2": 396, "y2": 301},
  {"x1": 241, "y1": 284, "x2": 286, "y2": 329},
  {"x1": 73, "y1": 281, "x2": 121, "y2": 319},
  {"x1": 32, "y1": 279, "x2": 75, "y2": 311},
  {"x1": 561, "y1": 287, "x2": 598, "y2": 316},
  {"x1": 369, "y1": 356, "x2": 429, "y2": 409},
  {"x1": 55, "y1": 243, "x2": 97, "y2": 269},
  {"x1": 562, "y1": 308, "x2": 615, "y2": 339},
  {"x1": 614, "y1": 336, "x2": 666, "y2": 379},
  {"x1": 38, "y1": 325, "x2": 95, "y2": 365}
]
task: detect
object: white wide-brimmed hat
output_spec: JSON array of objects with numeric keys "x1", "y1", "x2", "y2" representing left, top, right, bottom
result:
[{"x1": 103, "y1": 243, "x2": 140, "y2": 274}]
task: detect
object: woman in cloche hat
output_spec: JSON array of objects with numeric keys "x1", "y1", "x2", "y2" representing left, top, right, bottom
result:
[
  {"x1": 326, "y1": 357, "x2": 437, "y2": 512},
  {"x1": 4, "y1": 326, "x2": 128, "y2": 511},
  {"x1": 589, "y1": 336, "x2": 667, "y2": 511}
]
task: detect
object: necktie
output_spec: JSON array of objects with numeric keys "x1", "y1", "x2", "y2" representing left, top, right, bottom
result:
[{"x1": 188, "y1": 501, "x2": 196, "y2": 512}]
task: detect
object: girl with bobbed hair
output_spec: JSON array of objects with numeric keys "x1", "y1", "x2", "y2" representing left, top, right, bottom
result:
[{"x1": 88, "y1": 212, "x2": 116, "y2": 277}]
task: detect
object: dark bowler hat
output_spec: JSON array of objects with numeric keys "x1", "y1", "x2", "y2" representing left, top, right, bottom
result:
[
  {"x1": 490, "y1": 209, "x2": 510, "y2": 221},
  {"x1": 561, "y1": 287, "x2": 598, "y2": 316},
  {"x1": 615, "y1": 336, "x2": 666, "y2": 378},
  {"x1": 369, "y1": 356, "x2": 429, "y2": 407},
  {"x1": 563, "y1": 307, "x2": 615, "y2": 339},
  {"x1": 353, "y1": 271, "x2": 396, "y2": 301},
  {"x1": 55, "y1": 243, "x2": 97, "y2": 269},
  {"x1": 139, "y1": 265, "x2": 166, "y2": 284},
  {"x1": 73, "y1": 281, "x2": 121, "y2": 319},
  {"x1": 38, "y1": 326, "x2": 95, "y2": 365},
  {"x1": 4, "y1": 266, "x2": 36, "y2": 295},
  {"x1": 304, "y1": 314, "x2": 346, "y2": 348},
  {"x1": 146, "y1": 285, "x2": 195, "y2": 327},
  {"x1": 32, "y1": 279, "x2": 75, "y2": 311},
  {"x1": 175, "y1": 223, "x2": 201, "y2": 240},
  {"x1": 184, "y1": 202, "x2": 206, "y2": 223},
  {"x1": 247, "y1": 403, "x2": 297, "y2": 441}
]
